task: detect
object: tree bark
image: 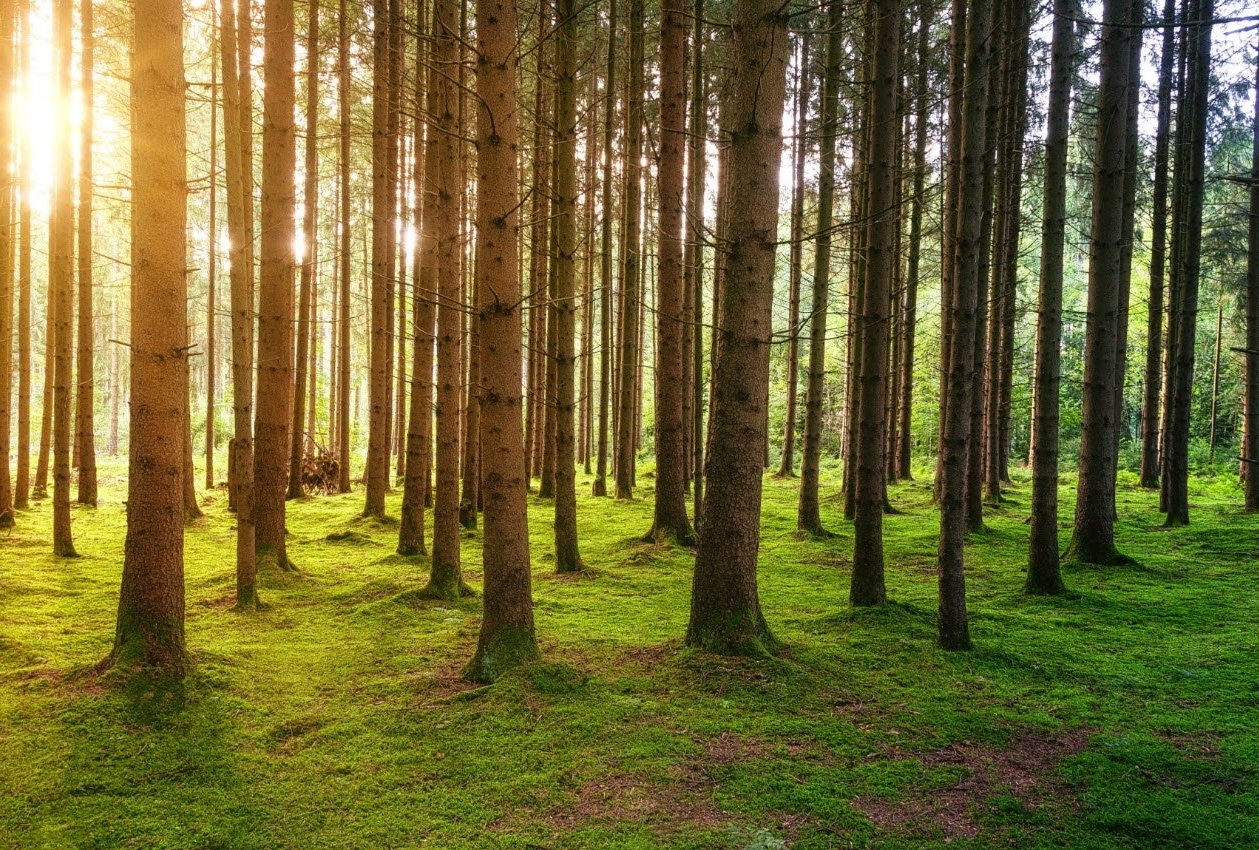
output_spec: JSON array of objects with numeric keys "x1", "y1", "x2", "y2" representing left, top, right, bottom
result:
[
  {"x1": 75, "y1": 0, "x2": 97, "y2": 507},
  {"x1": 50, "y1": 0, "x2": 75, "y2": 556},
  {"x1": 0, "y1": 0, "x2": 14, "y2": 528},
  {"x1": 14, "y1": 0, "x2": 31, "y2": 511},
  {"x1": 464, "y1": 0, "x2": 541, "y2": 683},
  {"x1": 685, "y1": 0, "x2": 788, "y2": 657},
  {"x1": 206, "y1": 34, "x2": 218, "y2": 491},
  {"x1": 336, "y1": 0, "x2": 352, "y2": 493},
  {"x1": 593, "y1": 0, "x2": 616, "y2": 498},
  {"x1": 105, "y1": 0, "x2": 188, "y2": 674},
  {"x1": 1245, "y1": 39, "x2": 1259, "y2": 511}
]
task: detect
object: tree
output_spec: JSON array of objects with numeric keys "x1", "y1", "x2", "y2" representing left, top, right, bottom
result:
[
  {"x1": 851, "y1": 0, "x2": 898, "y2": 608},
  {"x1": 552, "y1": 0, "x2": 584, "y2": 571},
  {"x1": 254, "y1": 0, "x2": 298, "y2": 572},
  {"x1": 1245, "y1": 41, "x2": 1259, "y2": 512},
  {"x1": 1065, "y1": 0, "x2": 1135, "y2": 561},
  {"x1": 464, "y1": 0, "x2": 540, "y2": 683},
  {"x1": 103, "y1": 0, "x2": 188, "y2": 674},
  {"x1": 0, "y1": 0, "x2": 14, "y2": 528},
  {"x1": 796, "y1": 0, "x2": 842, "y2": 537},
  {"x1": 592, "y1": 0, "x2": 616, "y2": 498},
  {"x1": 336, "y1": 0, "x2": 352, "y2": 494},
  {"x1": 937, "y1": 0, "x2": 992, "y2": 651},
  {"x1": 1026, "y1": 0, "x2": 1074, "y2": 596},
  {"x1": 50, "y1": 0, "x2": 76, "y2": 557},
  {"x1": 221, "y1": 0, "x2": 257, "y2": 607},
  {"x1": 614, "y1": 0, "x2": 644, "y2": 501},
  {"x1": 75, "y1": 0, "x2": 97, "y2": 508},
  {"x1": 206, "y1": 34, "x2": 218, "y2": 492},
  {"x1": 14, "y1": 0, "x2": 31, "y2": 512},
  {"x1": 685, "y1": 0, "x2": 788, "y2": 656}
]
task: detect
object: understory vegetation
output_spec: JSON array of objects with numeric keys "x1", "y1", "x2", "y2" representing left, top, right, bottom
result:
[{"x1": 3, "y1": 461, "x2": 1257, "y2": 849}]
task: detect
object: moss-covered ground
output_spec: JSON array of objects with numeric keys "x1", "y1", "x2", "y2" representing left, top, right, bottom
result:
[{"x1": 2, "y1": 459, "x2": 1258, "y2": 848}]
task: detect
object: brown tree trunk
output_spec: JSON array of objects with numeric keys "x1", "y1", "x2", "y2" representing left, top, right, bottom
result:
[
  {"x1": 253, "y1": 0, "x2": 298, "y2": 572},
  {"x1": 1066, "y1": 0, "x2": 1136, "y2": 559},
  {"x1": 183, "y1": 383, "x2": 202, "y2": 520},
  {"x1": 937, "y1": 0, "x2": 992, "y2": 650},
  {"x1": 687, "y1": 0, "x2": 706, "y2": 521},
  {"x1": 34, "y1": 282, "x2": 51, "y2": 501},
  {"x1": 1245, "y1": 40, "x2": 1259, "y2": 510},
  {"x1": 50, "y1": 0, "x2": 75, "y2": 556},
  {"x1": 105, "y1": 0, "x2": 188, "y2": 674},
  {"x1": 75, "y1": 0, "x2": 97, "y2": 507},
  {"x1": 1026, "y1": 0, "x2": 1073, "y2": 595},
  {"x1": 336, "y1": 0, "x2": 352, "y2": 493},
  {"x1": 14, "y1": 0, "x2": 31, "y2": 511},
  {"x1": 686, "y1": 0, "x2": 787, "y2": 656},
  {"x1": 0, "y1": 0, "x2": 13, "y2": 528},
  {"x1": 851, "y1": 0, "x2": 898, "y2": 607},
  {"x1": 593, "y1": 0, "x2": 616, "y2": 498},
  {"x1": 614, "y1": 0, "x2": 644, "y2": 501},
  {"x1": 222, "y1": 0, "x2": 257, "y2": 606},
  {"x1": 464, "y1": 0, "x2": 541, "y2": 683},
  {"x1": 288, "y1": 0, "x2": 319, "y2": 500},
  {"x1": 1163, "y1": 0, "x2": 1213, "y2": 527},
  {"x1": 1139, "y1": 0, "x2": 1177, "y2": 490},
  {"x1": 796, "y1": 0, "x2": 842, "y2": 537},
  {"x1": 206, "y1": 35, "x2": 218, "y2": 491}
]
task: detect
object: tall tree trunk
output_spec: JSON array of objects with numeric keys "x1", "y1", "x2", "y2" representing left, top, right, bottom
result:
[
  {"x1": 1163, "y1": 0, "x2": 1213, "y2": 527},
  {"x1": 363, "y1": 0, "x2": 394, "y2": 517},
  {"x1": 35, "y1": 283, "x2": 51, "y2": 501},
  {"x1": 796, "y1": 0, "x2": 842, "y2": 537},
  {"x1": 614, "y1": 0, "x2": 644, "y2": 501},
  {"x1": 464, "y1": 0, "x2": 541, "y2": 683},
  {"x1": 14, "y1": 0, "x2": 31, "y2": 510},
  {"x1": 288, "y1": 0, "x2": 319, "y2": 500},
  {"x1": 647, "y1": 0, "x2": 693, "y2": 542},
  {"x1": 182, "y1": 384, "x2": 202, "y2": 519},
  {"x1": 551, "y1": 0, "x2": 584, "y2": 570},
  {"x1": 1139, "y1": 0, "x2": 1177, "y2": 489},
  {"x1": 937, "y1": 0, "x2": 992, "y2": 650},
  {"x1": 687, "y1": 0, "x2": 706, "y2": 521},
  {"x1": 0, "y1": 0, "x2": 14, "y2": 528},
  {"x1": 426, "y1": 0, "x2": 470, "y2": 599},
  {"x1": 50, "y1": 0, "x2": 75, "y2": 556},
  {"x1": 105, "y1": 0, "x2": 188, "y2": 674},
  {"x1": 336, "y1": 0, "x2": 352, "y2": 493},
  {"x1": 206, "y1": 34, "x2": 218, "y2": 491},
  {"x1": 254, "y1": 0, "x2": 298, "y2": 571},
  {"x1": 1244, "y1": 41, "x2": 1259, "y2": 511},
  {"x1": 75, "y1": 0, "x2": 97, "y2": 507},
  {"x1": 1026, "y1": 0, "x2": 1074, "y2": 595},
  {"x1": 686, "y1": 0, "x2": 788, "y2": 656},
  {"x1": 222, "y1": 0, "x2": 257, "y2": 606},
  {"x1": 592, "y1": 0, "x2": 616, "y2": 497}
]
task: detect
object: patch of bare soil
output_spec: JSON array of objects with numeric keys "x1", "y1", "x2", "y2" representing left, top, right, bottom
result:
[{"x1": 852, "y1": 728, "x2": 1091, "y2": 841}]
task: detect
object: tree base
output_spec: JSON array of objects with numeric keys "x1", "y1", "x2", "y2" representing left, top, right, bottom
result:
[
  {"x1": 1023, "y1": 575, "x2": 1067, "y2": 596},
  {"x1": 1062, "y1": 538, "x2": 1136, "y2": 567},
  {"x1": 592, "y1": 478, "x2": 607, "y2": 497},
  {"x1": 685, "y1": 610, "x2": 779, "y2": 658},
  {"x1": 396, "y1": 543, "x2": 428, "y2": 558},
  {"x1": 641, "y1": 524, "x2": 697, "y2": 547},
  {"x1": 463, "y1": 626, "x2": 541, "y2": 684},
  {"x1": 416, "y1": 579, "x2": 476, "y2": 602}
]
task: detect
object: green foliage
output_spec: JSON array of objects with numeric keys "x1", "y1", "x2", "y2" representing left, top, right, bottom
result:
[{"x1": 2, "y1": 460, "x2": 1258, "y2": 847}]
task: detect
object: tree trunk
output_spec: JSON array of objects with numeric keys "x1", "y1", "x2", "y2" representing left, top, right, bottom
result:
[
  {"x1": 50, "y1": 0, "x2": 75, "y2": 556},
  {"x1": 288, "y1": 0, "x2": 319, "y2": 500},
  {"x1": 75, "y1": 0, "x2": 97, "y2": 507},
  {"x1": 253, "y1": 0, "x2": 297, "y2": 572},
  {"x1": 336, "y1": 0, "x2": 352, "y2": 493},
  {"x1": 687, "y1": 0, "x2": 706, "y2": 521},
  {"x1": 1139, "y1": 0, "x2": 1177, "y2": 490},
  {"x1": 1244, "y1": 40, "x2": 1259, "y2": 510},
  {"x1": 464, "y1": 0, "x2": 541, "y2": 683},
  {"x1": 14, "y1": 0, "x2": 31, "y2": 510},
  {"x1": 686, "y1": 0, "x2": 788, "y2": 657},
  {"x1": 796, "y1": 0, "x2": 842, "y2": 537},
  {"x1": 105, "y1": 0, "x2": 188, "y2": 674},
  {"x1": 0, "y1": 0, "x2": 14, "y2": 528},
  {"x1": 206, "y1": 35, "x2": 218, "y2": 491},
  {"x1": 221, "y1": 0, "x2": 257, "y2": 606},
  {"x1": 592, "y1": 0, "x2": 616, "y2": 497},
  {"x1": 1026, "y1": 0, "x2": 1073, "y2": 596},
  {"x1": 937, "y1": 0, "x2": 992, "y2": 650}
]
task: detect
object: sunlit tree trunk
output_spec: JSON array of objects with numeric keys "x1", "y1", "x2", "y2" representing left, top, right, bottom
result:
[
  {"x1": 105, "y1": 0, "x2": 188, "y2": 674},
  {"x1": 592, "y1": 0, "x2": 616, "y2": 498},
  {"x1": 687, "y1": 0, "x2": 705, "y2": 521},
  {"x1": 50, "y1": 0, "x2": 76, "y2": 556},
  {"x1": 464, "y1": 0, "x2": 540, "y2": 683},
  {"x1": 74, "y1": 0, "x2": 97, "y2": 507},
  {"x1": 0, "y1": 0, "x2": 14, "y2": 528},
  {"x1": 336, "y1": 0, "x2": 352, "y2": 493},
  {"x1": 686, "y1": 0, "x2": 788, "y2": 656},
  {"x1": 14, "y1": 0, "x2": 31, "y2": 511},
  {"x1": 1244, "y1": 45, "x2": 1259, "y2": 510},
  {"x1": 206, "y1": 35, "x2": 218, "y2": 491}
]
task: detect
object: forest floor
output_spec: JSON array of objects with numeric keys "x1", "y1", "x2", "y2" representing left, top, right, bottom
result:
[{"x1": 2, "y1": 460, "x2": 1258, "y2": 849}]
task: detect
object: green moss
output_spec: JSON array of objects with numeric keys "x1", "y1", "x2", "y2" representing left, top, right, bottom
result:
[{"x1": 2, "y1": 459, "x2": 1258, "y2": 847}]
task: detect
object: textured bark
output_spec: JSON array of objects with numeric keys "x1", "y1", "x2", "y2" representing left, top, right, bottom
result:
[
  {"x1": 50, "y1": 0, "x2": 75, "y2": 556},
  {"x1": 1139, "y1": 0, "x2": 1177, "y2": 490},
  {"x1": 426, "y1": 0, "x2": 469, "y2": 599},
  {"x1": 614, "y1": 0, "x2": 644, "y2": 501},
  {"x1": 851, "y1": 0, "x2": 898, "y2": 607},
  {"x1": 1066, "y1": 0, "x2": 1135, "y2": 560},
  {"x1": 105, "y1": 0, "x2": 188, "y2": 674},
  {"x1": 253, "y1": 0, "x2": 297, "y2": 572},
  {"x1": 0, "y1": 0, "x2": 13, "y2": 528},
  {"x1": 777, "y1": 33, "x2": 811, "y2": 479},
  {"x1": 15, "y1": 0, "x2": 30, "y2": 510},
  {"x1": 592, "y1": 0, "x2": 616, "y2": 498},
  {"x1": 182, "y1": 387, "x2": 202, "y2": 520},
  {"x1": 75, "y1": 0, "x2": 97, "y2": 507},
  {"x1": 686, "y1": 0, "x2": 787, "y2": 657},
  {"x1": 336, "y1": 0, "x2": 352, "y2": 493},
  {"x1": 221, "y1": 0, "x2": 256, "y2": 607},
  {"x1": 1026, "y1": 0, "x2": 1073, "y2": 596},
  {"x1": 647, "y1": 0, "x2": 694, "y2": 542},
  {"x1": 796, "y1": 0, "x2": 842, "y2": 537},
  {"x1": 206, "y1": 37, "x2": 218, "y2": 491},
  {"x1": 1162, "y1": 0, "x2": 1213, "y2": 527},
  {"x1": 1245, "y1": 44, "x2": 1259, "y2": 511},
  {"x1": 363, "y1": 0, "x2": 393, "y2": 517},
  {"x1": 551, "y1": 0, "x2": 584, "y2": 571},
  {"x1": 288, "y1": 0, "x2": 319, "y2": 500},
  {"x1": 938, "y1": 0, "x2": 991, "y2": 651},
  {"x1": 464, "y1": 0, "x2": 540, "y2": 683},
  {"x1": 687, "y1": 0, "x2": 706, "y2": 520}
]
